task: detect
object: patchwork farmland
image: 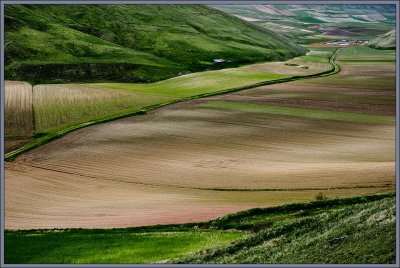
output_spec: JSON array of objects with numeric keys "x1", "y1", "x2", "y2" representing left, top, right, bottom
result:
[{"x1": 5, "y1": 46, "x2": 395, "y2": 230}]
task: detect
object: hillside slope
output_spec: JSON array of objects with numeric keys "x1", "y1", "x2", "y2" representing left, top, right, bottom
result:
[
  {"x1": 175, "y1": 193, "x2": 396, "y2": 264},
  {"x1": 5, "y1": 5, "x2": 307, "y2": 84},
  {"x1": 369, "y1": 29, "x2": 396, "y2": 49}
]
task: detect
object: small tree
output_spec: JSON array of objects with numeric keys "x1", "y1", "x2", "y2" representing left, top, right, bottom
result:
[{"x1": 315, "y1": 192, "x2": 328, "y2": 201}]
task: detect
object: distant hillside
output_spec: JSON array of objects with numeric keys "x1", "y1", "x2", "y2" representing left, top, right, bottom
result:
[
  {"x1": 369, "y1": 29, "x2": 396, "y2": 49},
  {"x1": 212, "y1": 4, "x2": 396, "y2": 44},
  {"x1": 4, "y1": 5, "x2": 307, "y2": 84}
]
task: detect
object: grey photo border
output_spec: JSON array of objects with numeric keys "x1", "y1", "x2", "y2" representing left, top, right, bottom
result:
[{"x1": 0, "y1": 0, "x2": 398, "y2": 267}]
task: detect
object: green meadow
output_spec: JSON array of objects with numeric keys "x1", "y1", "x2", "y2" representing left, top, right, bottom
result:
[
  {"x1": 201, "y1": 101, "x2": 394, "y2": 125},
  {"x1": 5, "y1": 230, "x2": 243, "y2": 264}
]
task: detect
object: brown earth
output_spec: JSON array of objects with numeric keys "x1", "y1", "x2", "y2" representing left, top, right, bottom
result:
[{"x1": 6, "y1": 100, "x2": 395, "y2": 229}]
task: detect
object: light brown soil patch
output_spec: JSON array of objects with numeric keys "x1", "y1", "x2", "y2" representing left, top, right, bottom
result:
[{"x1": 338, "y1": 62, "x2": 395, "y2": 76}]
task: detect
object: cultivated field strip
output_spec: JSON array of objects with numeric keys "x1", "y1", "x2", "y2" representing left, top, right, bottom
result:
[
  {"x1": 33, "y1": 84, "x2": 170, "y2": 132},
  {"x1": 5, "y1": 81, "x2": 33, "y2": 137}
]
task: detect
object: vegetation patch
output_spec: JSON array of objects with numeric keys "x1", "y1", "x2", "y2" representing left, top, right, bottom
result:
[
  {"x1": 201, "y1": 101, "x2": 394, "y2": 125},
  {"x1": 175, "y1": 193, "x2": 395, "y2": 264},
  {"x1": 5, "y1": 230, "x2": 243, "y2": 264},
  {"x1": 338, "y1": 59, "x2": 395, "y2": 62}
]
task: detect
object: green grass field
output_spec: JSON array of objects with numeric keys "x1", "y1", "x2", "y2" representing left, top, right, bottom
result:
[
  {"x1": 338, "y1": 59, "x2": 395, "y2": 62},
  {"x1": 5, "y1": 230, "x2": 243, "y2": 264},
  {"x1": 6, "y1": 193, "x2": 395, "y2": 264},
  {"x1": 201, "y1": 101, "x2": 394, "y2": 125},
  {"x1": 295, "y1": 46, "x2": 337, "y2": 63}
]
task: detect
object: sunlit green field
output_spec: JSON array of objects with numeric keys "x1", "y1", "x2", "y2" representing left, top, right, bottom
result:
[{"x1": 5, "y1": 230, "x2": 243, "y2": 264}]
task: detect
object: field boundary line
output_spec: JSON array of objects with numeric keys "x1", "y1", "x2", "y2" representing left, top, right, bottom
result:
[{"x1": 5, "y1": 49, "x2": 340, "y2": 161}]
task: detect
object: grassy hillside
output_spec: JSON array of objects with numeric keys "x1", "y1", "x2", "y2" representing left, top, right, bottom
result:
[
  {"x1": 369, "y1": 29, "x2": 396, "y2": 49},
  {"x1": 5, "y1": 193, "x2": 395, "y2": 264},
  {"x1": 5, "y1": 5, "x2": 307, "y2": 84},
  {"x1": 175, "y1": 193, "x2": 396, "y2": 264}
]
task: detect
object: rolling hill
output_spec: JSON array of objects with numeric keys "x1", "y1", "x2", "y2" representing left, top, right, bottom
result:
[
  {"x1": 4, "y1": 5, "x2": 307, "y2": 84},
  {"x1": 369, "y1": 29, "x2": 396, "y2": 49}
]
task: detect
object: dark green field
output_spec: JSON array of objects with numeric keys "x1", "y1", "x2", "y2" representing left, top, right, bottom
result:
[{"x1": 5, "y1": 193, "x2": 395, "y2": 264}]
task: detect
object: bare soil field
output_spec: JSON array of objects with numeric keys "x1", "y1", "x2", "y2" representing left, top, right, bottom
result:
[
  {"x1": 5, "y1": 47, "x2": 395, "y2": 230},
  {"x1": 216, "y1": 59, "x2": 395, "y2": 116},
  {"x1": 246, "y1": 60, "x2": 331, "y2": 75},
  {"x1": 337, "y1": 62, "x2": 395, "y2": 77},
  {"x1": 293, "y1": 57, "x2": 396, "y2": 93},
  {"x1": 6, "y1": 101, "x2": 394, "y2": 229}
]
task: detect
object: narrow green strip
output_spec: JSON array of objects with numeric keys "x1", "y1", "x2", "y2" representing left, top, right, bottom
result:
[
  {"x1": 201, "y1": 101, "x2": 394, "y2": 125},
  {"x1": 338, "y1": 59, "x2": 395, "y2": 62}
]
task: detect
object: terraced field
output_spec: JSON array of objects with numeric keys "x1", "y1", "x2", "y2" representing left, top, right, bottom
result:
[{"x1": 5, "y1": 46, "x2": 395, "y2": 230}]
